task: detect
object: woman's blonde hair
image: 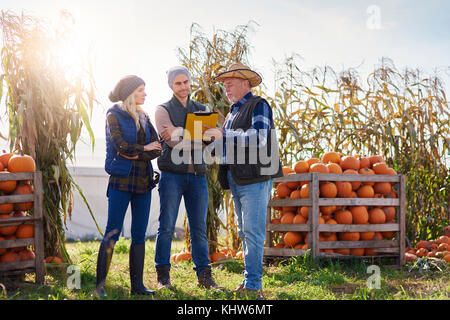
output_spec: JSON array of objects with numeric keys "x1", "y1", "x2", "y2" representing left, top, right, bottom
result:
[{"x1": 119, "y1": 90, "x2": 147, "y2": 131}]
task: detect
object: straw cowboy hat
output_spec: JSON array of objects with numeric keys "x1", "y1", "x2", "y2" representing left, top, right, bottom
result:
[{"x1": 214, "y1": 62, "x2": 262, "y2": 87}]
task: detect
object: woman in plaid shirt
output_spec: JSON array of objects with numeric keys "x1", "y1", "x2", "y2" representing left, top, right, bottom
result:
[{"x1": 95, "y1": 75, "x2": 161, "y2": 297}]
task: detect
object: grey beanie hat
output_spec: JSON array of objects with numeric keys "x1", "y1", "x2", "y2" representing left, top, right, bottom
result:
[
  {"x1": 167, "y1": 66, "x2": 191, "y2": 89},
  {"x1": 109, "y1": 75, "x2": 145, "y2": 102}
]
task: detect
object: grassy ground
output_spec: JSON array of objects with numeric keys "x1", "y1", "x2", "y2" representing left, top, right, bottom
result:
[{"x1": 1, "y1": 238, "x2": 449, "y2": 300}]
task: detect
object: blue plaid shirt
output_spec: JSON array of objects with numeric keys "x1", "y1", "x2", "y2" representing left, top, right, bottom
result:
[{"x1": 222, "y1": 92, "x2": 273, "y2": 164}]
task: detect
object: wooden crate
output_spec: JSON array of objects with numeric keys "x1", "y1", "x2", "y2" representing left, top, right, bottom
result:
[
  {"x1": 0, "y1": 171, "x2": 45, "y2": 283},
  {"x1": 264, "y1": 172, "x2": 406, "y2": 266}
]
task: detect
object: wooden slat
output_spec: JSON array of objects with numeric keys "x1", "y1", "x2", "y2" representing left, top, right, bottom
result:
[
  {"x1": 318, "y1": 198, "x2": 399, "y2": 206},
  {"x1": 0, "y1": 259, "x2": 35, "y2": 271},
  {"x1": 0, "y1": 194, "x2": 34, "y2": 205},
  {"x1": 265, "y1": 206, "x2": 272, "y2": 247},
  {"x1": 318, "y1": 223, "x2": 399, "y2": 232},
  {"x1": 264, "y1": 247, "x2": 307, "y2": 256},
  {"x1": 0, "y1": 217, "x2": 38, "y2": 227},
  {"x1": 373, "y1": 248, "x2": 400, "y2": 253},
  {"x1": 316, "y1": 173, "x2": 399, "y2": 182},
  {"x1": 33, "y1": 171, "x2": 45, "y2": 284},
  {"x1": 269, "y1": 198, "x2": 399, "y2": 207},
  {"x1": 399, "y1": 175, "x2": 407, "y2": 266},
  {"x1": 268, "y1": 198, "x2": 312, "y2": 207},
  {"x1": 267, "y1": 223, "x2": 310, "y2": 232},
  {"x1": 0, "y1": 172, "x2": 34, "y2": 181},
  {"x1": 0, "y1": 238, "x2": 34, "y2": 249},
  {"x1": 318, "y1": 240, "x2": 398, "y2": 249},
  {"x1": 310, "y1": 174, "x2": 320, "y2": 258},
  {"x1": 274, "y1": 173, "x2": 400, "y2": 183},
  {"x1": 274, "y1": 173, "x2": 311, "y2": 183},
  {"x1": 317, "y1": 252, "x2": 399, "y2": 258}
]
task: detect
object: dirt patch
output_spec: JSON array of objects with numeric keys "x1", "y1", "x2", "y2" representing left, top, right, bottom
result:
[{"x1": 329, "y1": 283, "x2": 361, "y2": 295}]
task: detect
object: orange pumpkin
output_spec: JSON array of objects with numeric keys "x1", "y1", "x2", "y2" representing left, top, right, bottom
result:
[
  {"x1": 8, "y1": 154, "x2": 36, "y2": 173},
  {"x1": 340, "y1": 156, "x2": 360, "y2": 171},
  {"x1": 321, "y1": 152, "x2": 341, "y2": 164},
  {"x1": 0, "y1": 151, "x2": 15, "y2": 169},
  {"x1": 0, "y1": 197, "x2": 14, "y2": 214},
  {"x1": 0, "y1": 172, "x2": 18, "y2": 193},
  {"x1": 12, "y1": 184, "x2": 34, "y2": 211},
  {"x1": 283, "y1": 231, "x2": 303, "y2": 247},
  {"x1": 293, "y1": 160, "x2": 309, "y2": 173},
  {"x1": 0, "y1": 251, "x2": 20, "y2": 263},
  {"x1": 15, "y1": 224, "x2": 34, "y2": 239},
  {"x1": 0, "y1": 214, "x2": 18, "y2": 235}
]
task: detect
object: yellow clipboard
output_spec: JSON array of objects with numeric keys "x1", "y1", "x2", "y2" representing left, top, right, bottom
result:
[{"x1": 183, "y1": 112, "x2": 219, "y2": 140}]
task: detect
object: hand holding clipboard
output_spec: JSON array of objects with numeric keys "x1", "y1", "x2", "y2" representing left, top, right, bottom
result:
[{"x1": 183, "y1": 112, "x2": 220, "y2": 140}]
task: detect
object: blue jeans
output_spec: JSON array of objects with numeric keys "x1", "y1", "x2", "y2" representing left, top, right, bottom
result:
[
  {"x1": 155, "y1": 171, "x2": 210, "y2": 276},
  {"x1": 103, "y1": 186, "x2": 152, "y2": 245},
  {"x1": 227, "y1": 170, "x2": 272, "y2": 290}
]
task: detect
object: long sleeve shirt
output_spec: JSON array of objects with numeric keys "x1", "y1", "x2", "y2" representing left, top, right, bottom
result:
[{"x1": 221, "y1": 91, "x2": 273, "y2": 165}]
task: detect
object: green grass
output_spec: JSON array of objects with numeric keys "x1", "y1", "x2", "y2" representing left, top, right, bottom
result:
[{"x1": 1, "y1": 238, "x2": 449, "y2": 300}]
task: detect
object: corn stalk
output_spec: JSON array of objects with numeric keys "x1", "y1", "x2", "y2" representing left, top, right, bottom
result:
[{"x1": 0, "y1": 10, "x2": 100, "y2": 260}]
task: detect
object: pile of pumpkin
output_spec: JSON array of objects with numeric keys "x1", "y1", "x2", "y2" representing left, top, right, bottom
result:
[
  {"x1": 404, "y1": 227, "x2": 450, "y2": 264},
  {"x1": 0, "y1": 151, "x2": 37, "y2": 264},
  {"x1": 271, "y1": 152, "x2": 399, "y2": 256},
  {"x1": 171, "y1": 247, "x2": 244, "y2": 264}
]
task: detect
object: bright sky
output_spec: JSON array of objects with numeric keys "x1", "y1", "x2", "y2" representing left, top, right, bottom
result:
[{"x1": 1, "y1": 0, "x2": 449, "y2": 167}]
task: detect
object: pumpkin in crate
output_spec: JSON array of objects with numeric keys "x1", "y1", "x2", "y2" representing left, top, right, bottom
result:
[
  {"x1": 0, "y1": 236, "x2": 6, "y2": 254},
  {"x1": 0, "y1": 214, "x2": 18, "y2": 235},
  {"x1": 0, "y1": 172, "x2": 17, "y2": 193},
  {"x1": 7, "y1": 154, "x2": 36, "y2": 173},
  {"x1": 0, "y1": 151, "x2": 15, "y2": 169},
  {"x1": 0, "y1": 251, "x2": 20, "y2": 263},
  {"x1": 12, "y1": 184, "x2": 34, "y2": 211},
  {"x1": 19, "y1": 249, "x2": 35, "y2": 261},
  {"x1": 340, "y1": 156, "x2": 360, "y2": 171},
  {"x1": 0, "y1": 197, "x2": 14, "y2": 214},
  {"x1": 322, "y1": 151, "x2": 341, "y2": 164},
  {"x1": 16, "y1": 224, "x2": 34, "y2": 239},
  {"x1": 293, "y1": 160, "x2": 309, "y2": 173}
]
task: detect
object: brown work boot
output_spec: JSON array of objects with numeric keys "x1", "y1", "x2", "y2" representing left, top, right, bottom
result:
[
  {"x1": 197, "y1": 268, "x2": 224, "y2": 290},
  {"x1": 233, "y1": 283, "x2": 245, "y2": 293},
  {"x1": 156, "y1": 266, "x2": 174, "y2": 291}
]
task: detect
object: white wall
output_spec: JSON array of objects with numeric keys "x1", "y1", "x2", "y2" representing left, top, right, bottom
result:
[{"x1": 65, "y1": 167, "x2": 186, "y2": 241}]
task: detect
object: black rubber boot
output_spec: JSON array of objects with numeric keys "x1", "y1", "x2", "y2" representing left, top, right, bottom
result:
[
  {"x1": 95, "y1": 240, "x2": 115, "y2": 297},
  {"x1": 129, "y1": 243, "x2": 155, "y2": 295}
]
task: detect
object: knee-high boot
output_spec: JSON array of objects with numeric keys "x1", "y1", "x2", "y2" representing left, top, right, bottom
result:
[
  {"x1": 129, "y1": 243, "x2": 155, "y2": 295},
  {"x1": 95, "y1": 240, "x2": 115, "y2": 297}
]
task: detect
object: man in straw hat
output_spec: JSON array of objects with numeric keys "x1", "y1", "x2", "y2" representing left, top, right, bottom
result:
[{"x1": 208, "y1": 62, "x2": 283, "y2": 298}]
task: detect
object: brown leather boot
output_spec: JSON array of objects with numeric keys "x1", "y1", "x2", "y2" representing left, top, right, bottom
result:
[
  {"x1": 156, "y1": 266, "x2": 174, "y2": 290},
  {"x1": 197, "y1": 268, "x2": 224, "y2": 290}
]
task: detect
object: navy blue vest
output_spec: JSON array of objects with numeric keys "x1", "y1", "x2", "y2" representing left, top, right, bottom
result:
[{"x1": 105, "y1": 104, "x2": 153, "y2": 177}]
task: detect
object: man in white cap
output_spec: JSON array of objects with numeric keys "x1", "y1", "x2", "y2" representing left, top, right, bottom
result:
[
  {"x1": 154, "y1": 66, "x2": 222, "y2": 290},
  {"x1": 211, "y1": 62, "x2": 283, "y2": 299}
]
